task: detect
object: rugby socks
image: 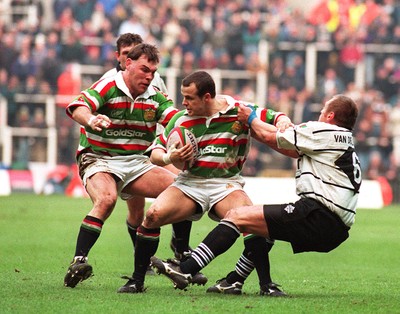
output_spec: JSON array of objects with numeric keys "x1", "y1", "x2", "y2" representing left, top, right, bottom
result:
[
  {"x1": 171, "y1": 220, "x2": 192, "y2": 254},
  {"x1": 243, "y1": 235, "x2": 273, "y2": 286},
  {"x1": 226, "y1": 236, "x2": 274, "y2": 285},
  {"x1": 133, "y1": 225, "x2": 160, "y2": 282},
  {"x1": 74, "y1": 215, "x2": 103, "y2": 257},
  {"x1": 228, "y1": 251, "x2": 254, "y2": 284},
  {"x1": 180, "y1": 220, "x2": 240, "y2": 276},
  {"x1": 126, "y1": 221, "x2": 137, "y2": 247}
]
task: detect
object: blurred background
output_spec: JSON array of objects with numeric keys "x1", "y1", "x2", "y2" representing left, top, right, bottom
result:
[{"x1": 0, "y1": 0, "x2": 399, "y2": 202}]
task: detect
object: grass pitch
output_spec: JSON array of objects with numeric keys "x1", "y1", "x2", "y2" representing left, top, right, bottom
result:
[{"x1": 0, "y1": 194, "x2": 399, "y2": 313}]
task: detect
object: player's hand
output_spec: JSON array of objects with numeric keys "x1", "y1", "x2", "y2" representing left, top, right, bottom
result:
[
  {"x1": 237, "y1": 104, "x2": 253, "y2": 124},
  {"x1": 162, "y1": 142, "x2": 194, "y2": 167},
  {"x1": 170, "y1": 143, "x2": 194, "y2": 164},
  {"x1": 275, "y1": 116, "x2": 293, "y2": 132},
  {"x1": 87, "y1": 114, "x2": 111, "y2": 131}
]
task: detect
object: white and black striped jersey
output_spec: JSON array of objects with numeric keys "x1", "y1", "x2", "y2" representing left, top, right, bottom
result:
[{"x1": 276, "y1": 121, "x2": 361, "y2": 227}]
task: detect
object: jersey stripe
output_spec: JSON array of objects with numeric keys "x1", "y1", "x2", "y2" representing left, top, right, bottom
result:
[
  {"x1": 155, "y1": 95, "x2": 286, "y2": 178},
  {"x1": 66, "y1": 71, "x2": 178, "y2": 157}
]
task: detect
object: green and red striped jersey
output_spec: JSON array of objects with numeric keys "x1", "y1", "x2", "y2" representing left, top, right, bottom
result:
[
  {"x1": 155, "y1": 95, "x2": 286, "y2": 178},
  {"x1": 66, "y1": 71, "x2": 178, "y2": 157}
]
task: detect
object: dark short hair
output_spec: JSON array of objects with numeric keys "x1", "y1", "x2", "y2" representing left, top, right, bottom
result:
[
  {"x1": 182, "y1": 70, "x2": 216, "y2": 98},
  {"x1": 116, "y1": 33, "x2": 143, "y2": 52},
  {"x1": 327, "y1": 94, "x2": 359, "y2": 130},
  {"x1": 126, "y1": 43, "x2": 160, "y2": 63}
]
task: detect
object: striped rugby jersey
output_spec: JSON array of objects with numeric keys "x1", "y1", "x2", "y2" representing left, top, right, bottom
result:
[
  {"x1": 66, "y1": 71, "x2": 178, "y2": 157},
  {"x1": 154, "y1": 94, "x2": 286, "y2": 178},
  {"x1": 277, "y1": 121, "x2": 362, "y2": 227}
]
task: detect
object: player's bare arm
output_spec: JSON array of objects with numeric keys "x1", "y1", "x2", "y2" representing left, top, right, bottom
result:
[
  {"x1": 275, "y1": 115, "x2": 293, "y2": 132},
  {"x1": 238, "y1": 104, "x2": 298, "y2": 158},
  {"x1": 71, "y1": 106, "x2": 111, "y2": 131},
  {"x1": 151, "y1": 144, "x2": 194, "y2": 167}
]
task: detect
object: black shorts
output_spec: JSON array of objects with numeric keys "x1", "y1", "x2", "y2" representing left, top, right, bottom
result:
[{"x1": 263, "y1": 198, "x2": 350, "y2": 253}]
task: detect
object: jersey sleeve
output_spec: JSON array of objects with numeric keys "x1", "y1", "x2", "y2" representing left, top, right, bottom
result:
[
  {"x1": 255, "y1": 106, "x2": 287, "y2": 126},
  {"x1": 153, "y1": 110, "x2": 185, "y2": 151},
  {"x1": 65, "y1": 95, "x2": 91, "y2": 118},
  {"x1": 154, "y1": 92, "x2": 179, "y2": 128}
]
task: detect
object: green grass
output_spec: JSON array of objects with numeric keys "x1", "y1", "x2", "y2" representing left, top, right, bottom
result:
[{"x1": 0, "y1": 195, "x2": 399, "y2": 313}]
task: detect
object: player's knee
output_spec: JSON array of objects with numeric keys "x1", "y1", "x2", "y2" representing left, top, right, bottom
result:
[
  {"x1": 94, "y1": 192, "x2": 117, "y2": 212},
  {"x1": 143, "y1": 205, "x2": 162, "y2": 228},
  {"x1": 223, "y1": 207, "x2": 242, "y2": 224}
]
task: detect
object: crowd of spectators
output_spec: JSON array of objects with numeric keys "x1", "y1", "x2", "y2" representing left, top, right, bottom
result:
[{"x1": 0, "y1": 0, "x2": 399, "y2": 200}]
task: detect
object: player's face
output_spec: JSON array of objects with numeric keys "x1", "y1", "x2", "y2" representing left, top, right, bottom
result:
[
  {"x1": 181, "y1": 83, "x2": 207, "y2": 116},
  {"x1": 318, "y1": 101, "x2": 333, "y2": 123},
  {"x1": 125, "y1": 55, "x2": 157, "y2": 96},
  {"x1": 117, "y1": 44, "x2": 135, "y2": 70}
]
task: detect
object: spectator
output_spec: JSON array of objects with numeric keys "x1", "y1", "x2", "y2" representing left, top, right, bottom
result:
[
  {"x1": 206, "y1": 19, "x2": 228, "y2": 59},
  {"x1": 338, "y1": 37, "x2": 364, "y2": 85},
  {"x1": 161, "y1": 16, "x2": 181, "y2": 51},
  {"x1": 56, "y1": 63, "x2": 82, "y2": 108},
  {"x1": 10, "y1": 40, "x2": 37, "y2": 84},
  {"x1": 374, "y1": 57, "x2": 398, "y2": 101},
  {"x1": 53, "y1": 0, "x2": 71, "y2": 20},
  {"x1": 59, "y1": 30, "x2": 85, "y2": 63},
  {"x1": 83, "y1": 46, "x2": 103, "y2": 65},
  {"x1": 0, "y1": 71, "x2": 20, "y2": 126},
  {"x1": 316, "y1": 68, "x2": 345, "y2": 102},
  {"x1": 242, "y1": 12, "x2": 262, "y2": 59},
  {"x1": 72, "y1": 0, "x2": 96, "y2": 25},
  {"x1": 198, "y1": 45, "x2": 218, "y2": 69},
  {"x1": 0, "y1": 32, "x2": 18, "y2": 74},
  {"x1": 118, "y1": 12, "x2": 149, "y2": 39},
  {"x1": 40, "y1": 48, "x2": 63, "y2": 93},
  {"x1": 225, "y1": 12, "x2": 245, "y2": 60}
]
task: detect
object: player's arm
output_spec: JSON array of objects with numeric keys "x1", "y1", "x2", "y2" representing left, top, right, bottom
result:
[
  {"x1": 150, "y1": 144, "x2": 194, "y2": 167},
  {"x1": 70, "y1": 106, "x2": 111, "y2": 132},
  {"x1": 275, "y1": 114, "x2": 293, "y2": 131},
  {"x1": 238, "y1": 104, "x2": 299, "y2": 158}
]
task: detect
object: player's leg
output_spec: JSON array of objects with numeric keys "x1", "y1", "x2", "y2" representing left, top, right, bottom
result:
[
  {"x1": 118, "y1": 167, "x2": 195, "y2": 293},
  {"x1": 208, "y1": 204, "x2": 286, "y2": 296},
  {"x1": 126, "y1": 196, "x2": 156, "y2": 275},
  {"x1": 162, "y1": 165, "x2": 192, "y2": 258},
  {"x1": 151, "y1": 203, "x2": 272, "y2": 290},
  {"x1": 64, "y1": 172, "x2": 118, "y2": 288},
  {"x1": 170, "y1": 220, "x2": 193, "y2": 258},
  {"x1": 126, "y1": 196, "x2": 145, "y2": 246}
]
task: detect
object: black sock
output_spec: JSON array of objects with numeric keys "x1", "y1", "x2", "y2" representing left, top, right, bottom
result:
[
  {"x1": 171, "y1": 220, "x2": 192, "y2": 254},
  {"x1": 133, "y1": 225, "x2": 160, "y2": 282},
  {"x1": 74, "y1": 215, "x2": 103, "y2": 257},
  {"x1": 126, "y1": 221, "x2": 137, "y2": 248},
  {"x1": 180, "y1": 220, "x2": 240, "y2": 276},
  {"x1": 244, "y1": 236, "x2": 274, "y2": 286}
]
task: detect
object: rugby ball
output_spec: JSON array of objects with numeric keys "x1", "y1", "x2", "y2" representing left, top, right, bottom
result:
[{"x1": 166, "y1": 126, "x2": 198, "y2": 170}]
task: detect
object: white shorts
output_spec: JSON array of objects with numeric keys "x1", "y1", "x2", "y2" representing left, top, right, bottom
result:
[
  {"x1": 78, "y1": 152, "x2": 156, "y2": 200},
  {"x1": 172, "y1": 173, "x2": 245, "y2": 222}
]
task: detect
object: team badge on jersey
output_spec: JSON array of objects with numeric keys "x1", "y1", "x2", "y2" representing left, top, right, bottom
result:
[
  {"x1": 231, "y1": 121, "x2": 243, "y2": 134},
  {"x1": 143, "y1": 109, "x2": 156, "y2": 121},
  {"x1": 111, "y1": 109, "x2": 124, "y2": 119}
]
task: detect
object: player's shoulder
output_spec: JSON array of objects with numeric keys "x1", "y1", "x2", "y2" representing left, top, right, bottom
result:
[{"x1": 100, "y1": 68, "x2": 118, "y2": 80}]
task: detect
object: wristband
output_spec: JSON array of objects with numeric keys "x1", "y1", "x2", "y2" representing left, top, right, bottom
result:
[
  {"x1": 247, "y1": 110, "x2": 257, "y2": 126},
  {"x1": 162, "y1": 152, "x2": 172, "y2": 165},
  {"x1": 87, "y1": 115, "x2": 96, "y2": 127}
]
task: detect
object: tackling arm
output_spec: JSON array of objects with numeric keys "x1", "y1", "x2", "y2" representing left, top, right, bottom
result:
[
  {"x1": 238, "y1": 104, "x2": 299, "y2": 158},
  {"x1": 70, "y1": 106, "x2": 111, "y2": 132}
]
